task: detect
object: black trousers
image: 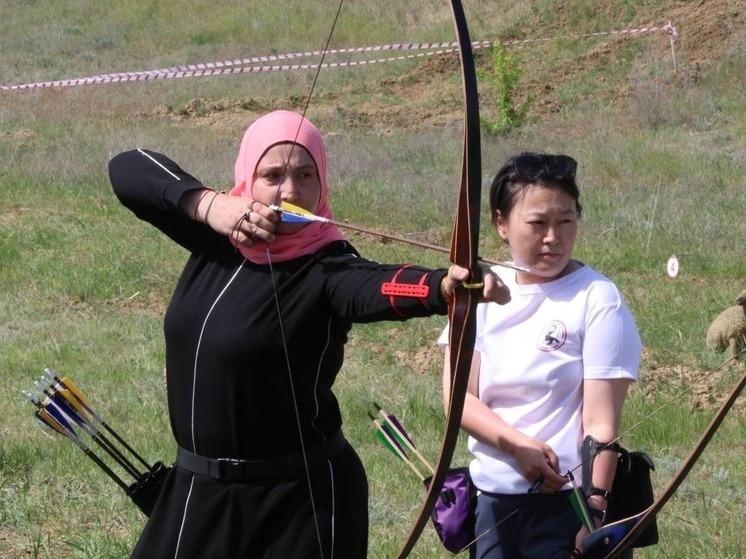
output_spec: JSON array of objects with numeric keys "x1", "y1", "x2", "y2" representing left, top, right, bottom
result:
[{"x1": 471, "y1": 490, "x2": 633, "y2": 559}]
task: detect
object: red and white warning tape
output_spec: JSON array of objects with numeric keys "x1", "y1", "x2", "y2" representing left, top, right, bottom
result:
[{"x1": 1, "y1": 24, "x2": 676, "y2": 92}]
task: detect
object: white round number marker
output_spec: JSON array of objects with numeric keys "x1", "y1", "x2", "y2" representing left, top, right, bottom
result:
[{"x1": 666, "y1": 255, "x2": 679, "y2": 278}]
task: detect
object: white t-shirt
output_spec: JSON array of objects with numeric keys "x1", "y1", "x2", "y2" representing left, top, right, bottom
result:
[{"x1": 438, "y1": 263, "x2": 641, "y2": 494}]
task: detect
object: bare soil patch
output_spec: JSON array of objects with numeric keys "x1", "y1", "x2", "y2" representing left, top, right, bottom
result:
[{"x1": 153, "y1": 1, "x2": 744, "y2": 134}]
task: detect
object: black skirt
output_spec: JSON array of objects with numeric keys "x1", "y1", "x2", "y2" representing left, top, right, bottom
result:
[{"x1": 131, "y1": 443, "x2": 368, "y2": 559}]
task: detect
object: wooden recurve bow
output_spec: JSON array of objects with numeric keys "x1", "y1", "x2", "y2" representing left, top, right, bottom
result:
[{"x1": 395, "y1": 0, "x2": 482, "y2": 556}]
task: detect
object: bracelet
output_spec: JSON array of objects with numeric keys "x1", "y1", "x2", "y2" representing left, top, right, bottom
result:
[
  {"x1": 202, "y1": 191, "x2": 220, "y2": 226},
  {"x1": 193, "y1": 189, "x2": 213, "y2": 221}
]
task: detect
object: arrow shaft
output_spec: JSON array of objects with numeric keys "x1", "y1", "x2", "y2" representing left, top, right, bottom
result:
[
  {"x1": 43, "y1": 390, "x2": 144, "y2": 478},
  {"x1": 87, "y1": 430, "x2": 144, "y2": 479},
  {"x1": 323, "y1": 217, "x2": 526, "y2": 272},
  {"x1": 54, "y1": 375, "x2": 154, "y2": 471},
  {"x1": 79, "y1": 446, "x2": 131, "y2": 491},
  {"x1": 273, "y1": 203, "x2": 527, "y2": 272}
]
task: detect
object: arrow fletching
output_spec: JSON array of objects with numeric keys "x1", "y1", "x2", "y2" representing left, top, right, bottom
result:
[
  {"x1": 374, "y1": 403, "x2": 435, "y2": 475},
  {"x1": 24, "y1": 368, "x2": 167, "y2": 507},
  {"x1": 568, "y1": 474, "x2": 594, "y2": 532},
  {"x1": 35, "y1": 408, "x2": 71, "y2": 437},
  {"x1": 45, "y1": 369, "x2": 93, "y2": 411},
  {"x1": 48, "y1": 392, "x2": 91, "y2": 431},
  {"x1": 375, "y1": 403, "x2": 416, "y2": 447},
  {"x1": 42, "y1": 399, "x2": 83, "y2": 445},
  {"x1": 44, "y1": 380, "x2": 145, "y2": 478},
  {"x1": 369, "y1": 412, "x2": 424, "y2": 480},
  {"x1": 55, "y1": 388, "x2": 90, "y2": 422},
  {"x1": 59, "y1": 377, "x2": 92, "y2": 410},
  {"x1": 374, "y1": 426, "x2": 406, "y2": 461},
  {"x1": 272, "y1": 201, "x2": 329, "y2": 224},
  {"x1": 46, "y1": 370, "x2": 153, "y2": 471}
]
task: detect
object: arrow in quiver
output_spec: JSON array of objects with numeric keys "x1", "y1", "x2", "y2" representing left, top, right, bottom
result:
[{"x1": 23, "y1": 368, "x2": 170, "y2": 516}]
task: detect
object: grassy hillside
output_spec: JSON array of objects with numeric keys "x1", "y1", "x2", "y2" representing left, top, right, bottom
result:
[{"x1": 1, "y1": 1, "x2": 744, "y2": 557}]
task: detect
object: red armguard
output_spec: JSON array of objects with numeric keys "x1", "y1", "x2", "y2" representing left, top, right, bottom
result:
[{"x1": 381, "y1": 266, "x2": 430, "y2": 317}]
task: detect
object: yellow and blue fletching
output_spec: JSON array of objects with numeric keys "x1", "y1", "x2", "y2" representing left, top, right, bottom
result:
[
  {"x1": 280, "y1": 212, "x2": 313, "y2": 223},
  {"x1": 60, "y1": 376, "x2": 92, "y2": 410},
  {"x1": 50, "y1": 393, "x2": 86, "y2": 427},
  {"x1": 35, "y1": 409, "x2": 71, "y2": 437},
  {"x1": 277, "y1": 202, "x2": 327, "y2": 224},
  {"x1": 56, "y1": 388, "x2": 90, "y2": 421},
  {"x1": 42, "y1": 402, "x2": 78, "y2": 439}
]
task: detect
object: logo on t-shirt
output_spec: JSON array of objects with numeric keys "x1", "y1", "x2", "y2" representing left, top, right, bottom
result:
[{"x1": 537, "y1": 321, "x2": 567, "y2": 351}]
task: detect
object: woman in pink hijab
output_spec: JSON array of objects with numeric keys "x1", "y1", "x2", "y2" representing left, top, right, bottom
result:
[{"x1": 109, "y1": 110, "x2": 507, "y2": 559}]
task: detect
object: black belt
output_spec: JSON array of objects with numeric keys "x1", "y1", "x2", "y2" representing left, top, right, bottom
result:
[{"x1": 176, "y1": 431, "x2": 347, "y2": 482}]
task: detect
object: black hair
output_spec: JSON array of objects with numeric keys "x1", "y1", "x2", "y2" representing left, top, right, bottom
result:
[{"x1": 489, "y1": 151, "x2": 583, "y2": 227}]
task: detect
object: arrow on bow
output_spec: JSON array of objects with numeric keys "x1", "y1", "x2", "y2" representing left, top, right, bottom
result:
[
  {"x1": 396, "y1": 1, "x2": 482, "y2": 556},
  {"x1": 272, "y1": 201, "x2": 528, "y2": 272}
]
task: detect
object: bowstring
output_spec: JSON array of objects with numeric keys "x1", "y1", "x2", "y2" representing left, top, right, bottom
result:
[
  {"x1": 261, "y1": 2, "x2": 345, "y2": 557},
  {"x1": 269, "y1": 1, "x2": 344, "y2": 211}
]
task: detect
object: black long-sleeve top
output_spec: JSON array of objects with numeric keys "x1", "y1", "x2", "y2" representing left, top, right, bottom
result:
[{"x1": 109, "y1": 149, "x2": 449, "y2": 460}]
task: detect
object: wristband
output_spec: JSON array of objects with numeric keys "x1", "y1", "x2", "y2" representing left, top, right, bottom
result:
[
  {"x1": 587, "y1": 487, "x2": 612, "y2": 501},
  {"x1": 588, "y1": 507, "x2": 606, "y2": 524}
]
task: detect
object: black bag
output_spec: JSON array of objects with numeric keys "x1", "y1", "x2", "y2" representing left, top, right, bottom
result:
[
  {"x1": 606, "y1": 450, "x2": 658, "y2": 547},
  {"x1": 582, "y1": 437, "x2": 659, "y2": 548}
]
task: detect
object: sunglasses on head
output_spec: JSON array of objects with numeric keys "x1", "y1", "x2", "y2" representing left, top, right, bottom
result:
[{"x1": 509, "y1": 153, "x2": 577, "y2": 182}]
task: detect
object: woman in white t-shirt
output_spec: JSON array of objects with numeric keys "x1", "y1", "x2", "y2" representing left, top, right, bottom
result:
[{"x1": 439, "y1": 152, "x2": 641, "y2": 559}]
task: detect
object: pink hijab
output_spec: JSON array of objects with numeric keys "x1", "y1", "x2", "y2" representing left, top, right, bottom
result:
[{"x1": 228, "y1": 110, "x2": 344, "y2": 264}]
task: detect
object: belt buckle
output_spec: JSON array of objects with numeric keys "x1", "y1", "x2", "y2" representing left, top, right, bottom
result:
[{"x1": 215, "y1": 458, "x2": 247, "y2": 481}]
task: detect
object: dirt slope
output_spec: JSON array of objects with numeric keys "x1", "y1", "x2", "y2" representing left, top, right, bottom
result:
[{"x1": 162, "y1": 0, "x2": 744, "y2": 133}]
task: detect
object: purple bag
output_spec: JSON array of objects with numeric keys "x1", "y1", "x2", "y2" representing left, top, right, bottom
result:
[{"x1": 424, "y1": 467, "x2": 477, "y2": 553}]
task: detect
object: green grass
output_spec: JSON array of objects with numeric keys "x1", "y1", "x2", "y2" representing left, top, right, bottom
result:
[{"x1": 2, "y1": 1, "x2": 745, "y2": 557}]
